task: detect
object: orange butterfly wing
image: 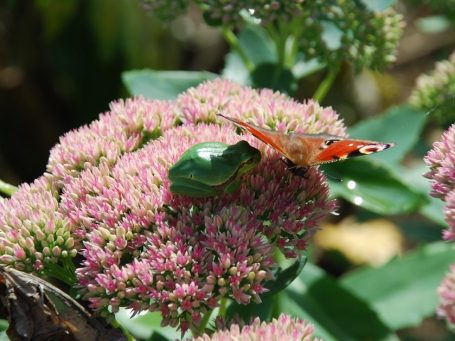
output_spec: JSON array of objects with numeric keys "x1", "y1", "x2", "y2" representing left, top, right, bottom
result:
[
  {"x1": 218, "y1": 114, "x2": 293, "y2": 160},
  {"x1": 315, "y1": 139, "x2": 394, "y2": 164},
  {"x1": 219, "y1": 114, "x2": 394, "y2": 169}
]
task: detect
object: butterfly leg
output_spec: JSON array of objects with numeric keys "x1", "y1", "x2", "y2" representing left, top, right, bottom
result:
[{"x1": 281, "y1": 158, "x2": 309, "y2": 177}]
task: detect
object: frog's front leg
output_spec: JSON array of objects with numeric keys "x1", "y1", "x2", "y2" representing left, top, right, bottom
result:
[{"x1": 170, "y1": 177, "x2": 220, "y2": 198}]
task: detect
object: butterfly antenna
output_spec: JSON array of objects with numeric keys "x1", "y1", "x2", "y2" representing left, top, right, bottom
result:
[{"x1": 324, "y1": 172, "x2": 342, "y2": 182}]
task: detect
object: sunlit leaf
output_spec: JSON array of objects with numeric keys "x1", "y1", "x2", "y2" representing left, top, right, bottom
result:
[
  {"x1": 115, "y1": 309, "x2": 179, "y2": 341},
  {"x1": 222, "y1": 24, "x2": 276, "y2": 84},
  {"x1": 292, "y1": 57, "x2": 325, "y2": 79},
  {"x1": 250, "y1": 63, "x2": 297, "y2": 94},
  {"x1": 236, "y1": 24, "x2": 276, "y2": 66},
  {"x1": 0, "y1": 320, "x2": 7, "y2": 332},
  {"x1": 263, "y1": 256, "x2": 307, "y2": 297},
  {"x1": 278, "y1": 263, "x2": 395, "y2": 340},
  {"x1": 397, "y1": 163, "x2": 446, "y2": 226},
  {"x1": 416, "y1": 15, "x2": 452, "y2": 34},
  {"x1": 348, "y1": 106, "x2": 427, "y2": 165},
  {"x1": 359, "y1": 0, "x2": 397, "y2": 11},
  {"x1": 122, "y1": 70, "x2": 217, "y2": 99},
  {"x1": 340, "y1": 242, "x2": 455, "y2": 330},
  {"x1": 324, "y1": 159, "x2": 427, "y2": 215}
]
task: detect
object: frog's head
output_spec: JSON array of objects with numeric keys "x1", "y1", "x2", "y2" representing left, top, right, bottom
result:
[
  {"x1": 223, "y1": 140, "x2": 261, "y2": 177},
  {"x1": 168, "y1": 140, "x2": 261, "y2": 198}
]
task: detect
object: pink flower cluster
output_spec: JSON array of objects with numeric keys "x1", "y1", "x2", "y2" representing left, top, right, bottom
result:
[
  {"x1": 438, "y1": 264, "x2": 455, "y2": 326},
  {"x1": 0, "y1": 175, "x2": 76, "y2": 274},
  {"x1": 193, "y1": 313, "x2": 319, "y2": 341},
  {"x1": 0, "y1": 79, "x2": 343, "y2": 332},
  {"x1": 425, "y1": 124, "x2": 455, "y2": 240},
  {"x1": 425, "y1": 124, "x2": 455, "y2": 327}
]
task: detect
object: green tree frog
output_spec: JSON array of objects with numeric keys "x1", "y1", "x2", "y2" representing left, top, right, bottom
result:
[{"x1": 168, "y1": 140, "x2": 261, "y2": 198}]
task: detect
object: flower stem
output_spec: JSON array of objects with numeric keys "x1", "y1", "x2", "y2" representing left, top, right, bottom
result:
[
  {"x1": 0, "y1": 179, "x2": 17, "y2": 197},
  {"x1": 197, "y1": 308, "x2": 214, "y2": 336},
  {"x1": 45, "y1": 262, "x2": 77, "y2": 286},
  {"x1": 219, "y1": 297, "x2": 227, "y2": 318},
  {"x1": 221, "y1": 27, "x2": 254, "y2": 72},
  {"x1": 313, "y1": 63, "x2": 341, "y2": 103}
]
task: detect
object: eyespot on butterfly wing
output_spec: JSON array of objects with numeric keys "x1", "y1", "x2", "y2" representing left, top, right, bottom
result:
[{"x1": 219, "y1": 114, "x2": 395, "y2": 173}]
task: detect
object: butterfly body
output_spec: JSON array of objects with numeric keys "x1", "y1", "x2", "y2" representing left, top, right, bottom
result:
[{"x1": 219, "y1": 114, "x2": 394, "y2": 173}]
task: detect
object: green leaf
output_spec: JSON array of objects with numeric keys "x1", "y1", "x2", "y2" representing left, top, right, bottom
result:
[
  {"x1": 250, "y1": 63, "x2": 297, "y2": 94},
  {"x1": 0, "y1": 179, "x2": 17, "y2": 197},
  {"x1": 0, "y1": 319, "x2": 7, "y2": 332},
  {"x1": 222, "y1": 52, "x2": 250, "y2": 84},
  {"x1": 236, "y1": 24, "x2": 276, "y2": 66},
  {"x1": 278, "y1": 263, "x2": 395, "y2": 340},
  {"x1": 226, "y1": 294, "x2": 276, "y2": 323},
  {"x1": 321, "y1": 21, "x2": 342, "y2": 50},
  {"x1": 221, "y1": 23, "x2": 276, "y2": 84},
  {"x1": 263, "y1": 256, "x2": 307, "y2": 297},
  {"x1": 292, "y1": 57, "x2": 325, "y2": 79},
  {"x1": 324, "y1": 159, "x2": 427, "y2": 215},
  {"x1": 359, "y1": 0, "x2": 397, "y2": 11},
  {"x1": 122, "y1": 70, "x2": 218, "y2": 99},
  {"x1": 397, "y1": 162, "x2": 446, "y2": 226},
  {"x1": 340, "y1": 242, "x2": 455, "y2": 330},
  {"x1": 416, "y1": 15, "x2": 452, "y2": 34},
  {"x1": 348, "y1": 106, "x2": 427, "y2": 165},
  {"x1": 115, "y1": 309, "x2": 179, "y2": 341}
]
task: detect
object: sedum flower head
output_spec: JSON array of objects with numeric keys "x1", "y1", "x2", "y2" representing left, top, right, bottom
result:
[
  {"x1": 425, "y1": 124, "x2": 455, "y2": 200},
  {"x1": 1, "y1": 79, "x2": 342, "y2": 332},
  {"x1": 67, "y1": 122, "x2": 334, "y2": 330},
  {"x1": 200, "y1": 0, "x2": 305, "y2": 26},
  {"x1": 296, "y1": 4, "x2": 403, "y2": 70},
  {"x1": 193, "y1": 313, "x2": 319, "y2": 341},
  {"x1": 143, "y1": 1, "x2": 403, "y2": 70},
  {"x1": 0, "y1": 175, "x2": 76, "y2": 274},
  {"x1": 443, "y1": 190, "x2": 455, "y2": 241},
  {"x1": 438, "y1": 264, "x2": 455, "y2": 326},
  {"x1": 425, "y1": 124, "x2": 455, "y2": 241},
  {"x1": 177, "y1": 78, "x2": 347, "y2": 137},
  {"x1": 410, "y1": 52, "x2": 455, "y2": 125},
  {"x1": 47, "y1": 97, "x2": 176, "y2": 185}
]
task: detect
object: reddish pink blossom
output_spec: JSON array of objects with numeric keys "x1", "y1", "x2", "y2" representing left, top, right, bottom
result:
[
  {"x1": 425, "y1": 124, "x2": 455, "y2": 200},
  {"x1": 425, "y1": 124, "x2": 455, "y2": 240},
  {"x1": 1, "y1": 79, "x2": 342, "y2": 331},
  {"x1": 438, "y1": 264, "x2": 455, "y2": 326},
  {"x1": 193, "y1": 313, "x2": 319, "y2": 341},
  {"x1": 47, "y1": 97, "x2": 177, "y2": 184},
  {"x1": 0, "y1": 175, "x2": 76, "y2": 273}
]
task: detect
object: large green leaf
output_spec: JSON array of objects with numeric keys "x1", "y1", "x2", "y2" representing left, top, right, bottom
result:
[
  {"x1": 348, "y1": 105, "x2": 427, "y2": 165},
  {"x1": 278, "y1": 263, "x2": 395, "y2": 340},
  {"x1": 222, "y1": 52, "x2": 250, "y2": 84},
  {"x1": 122, "y1": 70, "x2": 218, "y2": 99},
  {"x1": 359, "y1": 0, "x2": 397, "y2": 11},
  {"x1": 263, "y1": 256, "x2": 307, "y2": 297},
  {"x1": 226, "y1": 293, "x2": 276, "y2": 323},
  {"x1": 324, "y1": 159, "x2": 427, "y2": 215},
  {"x1": 236, "y1": 24, "x2": 276, "y2": 66},
  {"x1": 397, "y1": 162, "x2": 446, "y2": 226},
  {"x1": 115, "y1": 309, "x2": 179, "y2": 341},
  {"x1": 340, "y1": 242, "x2": 455, "y2": 330},
  {"x1": 222, "y1": 24, "x2": 276, "y2": 84},
  {"x1": 0, "y1": 320, "x2": 7, "y2": 332},
  {"x1": 250, "y1": 63, "x2": 297, "y2": 94}
]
